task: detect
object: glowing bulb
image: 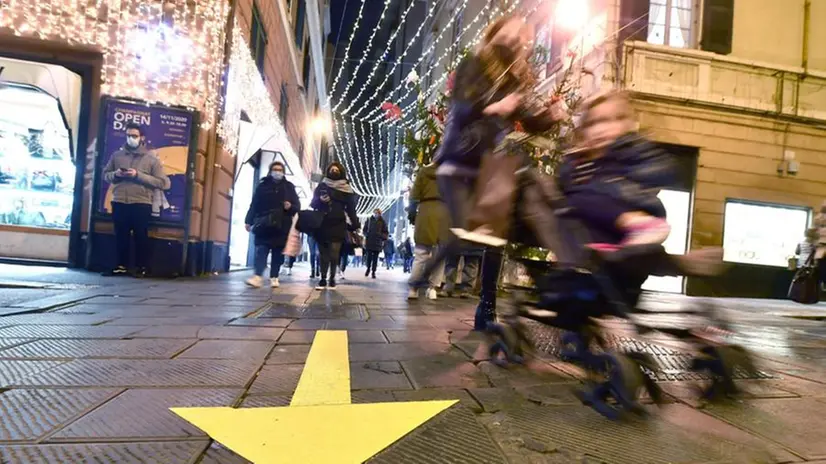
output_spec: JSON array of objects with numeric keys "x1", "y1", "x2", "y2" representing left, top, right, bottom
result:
[{"x1": 555, "y1": 0, "x2": 589, "y2": 31}]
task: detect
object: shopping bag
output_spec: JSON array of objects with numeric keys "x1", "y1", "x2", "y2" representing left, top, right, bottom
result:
[
  {"x1": 296, "y1": 210, "x2": 325, "y2": 234},
  {"x1": 788, "y1": 252, "x2": 819, "y2": 304}
]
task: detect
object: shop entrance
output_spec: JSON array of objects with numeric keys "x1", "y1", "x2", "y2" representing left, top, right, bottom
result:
[{"x1": 0, "y1": 57, "x2": 82, "y2": 263}]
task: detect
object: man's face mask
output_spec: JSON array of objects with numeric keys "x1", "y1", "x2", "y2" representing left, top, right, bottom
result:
[
  {"x1": 328, "y1": 168, "x2": 342, "y2": 180},
  {"x1": 271, "y1": 170, "x2": 284, "y2": 181},
  {"x1": 126, "y1": 134, "x2": 140, "y2": 148}
]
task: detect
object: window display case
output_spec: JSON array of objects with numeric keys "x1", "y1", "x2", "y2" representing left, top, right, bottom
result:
[
  {"x1": 0, "y1": 86, "x2": 75, "y2": 230},
  {"x1": 722, "y1": 200, "x2": 810, "y2": 267}
]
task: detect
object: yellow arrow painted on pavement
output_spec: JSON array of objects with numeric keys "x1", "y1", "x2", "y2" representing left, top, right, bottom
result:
[{"x1": 171, "y1": 330, "x2": 458, "y2": 463}]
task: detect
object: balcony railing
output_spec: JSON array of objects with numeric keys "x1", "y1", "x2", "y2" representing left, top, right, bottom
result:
[{"x1": 622, "y1": 41, "x2": 826, "y2": 122}]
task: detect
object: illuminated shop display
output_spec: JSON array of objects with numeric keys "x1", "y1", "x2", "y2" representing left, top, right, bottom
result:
[
  {"x1": 723, "y1": 200, "x2": 810, "y2": 267},
  {"x1": 0, "y1": 86, "x2": 75, "y2": 229},
  {"x1": 0, "y1": 0, "x2": 229, "y2": 128}
]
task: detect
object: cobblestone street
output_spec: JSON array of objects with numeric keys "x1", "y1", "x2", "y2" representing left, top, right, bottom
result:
[{"x1": 0, "y1": 264, "x2": 824, "y2": 463}]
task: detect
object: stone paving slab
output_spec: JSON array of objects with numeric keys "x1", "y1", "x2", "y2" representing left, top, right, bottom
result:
[
  {"x1": 277, "y1": 329, "x2": 387, "y2": 344},
  {"x1": 0, "y1": 325, "x2": 140, "y2": 340},
  {"x1": 129, "y1": 325, "x2": 284, "y2": 341},
  {"x1": 226, "y1": 317, "x2": 294, "y2": 327},
  {"x1": 52, "y1": 388, "x2": 243, "y2": 440},
  {"x1": 351, "y1": 361, "x2": 413, "y2": 390},
  {"x1": 101, "y1": 316, "x2": 236, "y2": 326},
  {"x1": 348, "y1": 342, "x2": 455, "y2": 362},
  {"x1": 264, "y1": 345, "x2": 311, "y2": 365},
  {"x1": 259, "y1": 304, "x2": 367, "y2": 320},
  {"x1": 401, "y1": 354, "x2": 492, "y2": 389},
  {"x1": 0, "y1": 339, "x2": 195, "y2": 360},
  {"x1": 10, "y1": 359, "x2": 262, "y2": 388},
  {"x1": 0, "y1": 314, "x2": 115, "y2": 326},
  {"x1": 177, "y1": 340, "x2": 274, "y2": 361},
  {"x1": 0, "y1": 388, "x2": 120, "y2": 442},
  {"x1": 703, "y1": 398, "x2": 826, "y2": 460},
  {"x1": 247, "y1": 364, "x2": 304, "y2": 395},
  {"x1": 0, "y1": 360, "x2": 65, "y2": 387},
  {"x1": 0, "y1": 440, "x2": 209, "y2": 463}
]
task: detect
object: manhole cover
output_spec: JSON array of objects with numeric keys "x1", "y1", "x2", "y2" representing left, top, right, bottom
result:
[{"x1": 524, "y1": 322, "x2": 774, "y2": 382}]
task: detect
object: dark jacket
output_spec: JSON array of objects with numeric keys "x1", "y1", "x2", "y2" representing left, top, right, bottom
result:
[
  {"x1": 384, "y1": 238, "x2": 396, "y2": 257},
  {"x1": 311, "y1": 182, "x2": 360, "y2": 243},
  {"x1": 363, "y1": 215, "x2": 389, "y2": 252},
  {"x1": 409, "y1": 163, "x2": 450, "y2": 247},
  {"x1": 245, "y1": 176, "x2": 300, "y2": 248},
  {"x1": 557, "y1": 133, "x2": 675, "y2": 218},
  {"x1": 434, "y1": 55, "x2": 558, "y2": 178}
]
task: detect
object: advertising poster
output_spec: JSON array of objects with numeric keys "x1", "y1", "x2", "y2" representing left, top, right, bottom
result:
[{"x1": 98, "y1": 100, "x2": 193, "y2": 224}]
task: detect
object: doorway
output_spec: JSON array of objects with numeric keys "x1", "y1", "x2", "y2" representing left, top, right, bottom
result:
[{"x1": 0, "y1": 57, "x2": 83, "y2": 262}]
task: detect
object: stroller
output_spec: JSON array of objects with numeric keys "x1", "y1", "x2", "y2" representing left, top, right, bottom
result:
[{"x1": 471, "y1": 142, "x2": 756, "y2": 420}]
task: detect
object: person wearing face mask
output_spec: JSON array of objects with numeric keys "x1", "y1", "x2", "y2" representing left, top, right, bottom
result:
[
  {"x1": 102, "y1": 122, "x2": 169, "y2": 277},
  {"x1": 363, "y1": 208, "x2": 389, "y2": 278},
  {"x1": 311, "y1": 162, "x2": 360, "y2": 289},
  {"x1": 244, "y1": 161, "x2": 300, "y2": 288}
]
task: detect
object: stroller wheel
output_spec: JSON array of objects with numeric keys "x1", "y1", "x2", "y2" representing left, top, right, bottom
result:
[
  {"x1": 583, "y1": 352, "x2": 648, "y2": 420},
  {"x1": 626, "y1": 351, "x2": 664, "y2": 405},
  {"x1": 486, "y1": 322, "x2": 526, "y2": 366},
  {"x1": 692, "y1": 344, "x2": 751, "y2": 401}
]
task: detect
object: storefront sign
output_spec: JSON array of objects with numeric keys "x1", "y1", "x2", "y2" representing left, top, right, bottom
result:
[{"x1": 97, "y1": 99, "x2": 194, "y2": 224}]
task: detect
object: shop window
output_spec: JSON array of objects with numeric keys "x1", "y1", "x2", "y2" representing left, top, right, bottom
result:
[
  {"x1": 294, "y1": 0, "x2": 306, "y2": 47},
  {"x1": 722, "y1": 200, "x2": 810, "y2": 267},
  {"x1": 647, "y1": 0, "x2": 697, "y2": 48},
  {"x1": 251, "y1": 3, "x2": 268, "y2": 75},
  {"x1": 0, "y1": 85, "x2": 75, "y2": 230}
]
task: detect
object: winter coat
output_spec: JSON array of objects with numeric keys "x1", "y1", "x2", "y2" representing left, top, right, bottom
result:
[
  {"x1": 383, "y1": 238, "x2": 396, "y2": 257},
  {"x1": 245, "y1": 176, "x2": 300, "y2": 248},
  {"x1": 311, "y1": 181, "x2": 360, "y2": 243},
  {"x1": 363, "y1": 215, "x2": 389, "y2": 252},
  {"x1": 557, "y1": 133, "x2": 675, "y2": 219},
  {"x1": 435, "y1": 54, "x2": 558, "y2": 178},
  {"x1": 410, "y1": 163, "x2": 450, "y2": 247}
]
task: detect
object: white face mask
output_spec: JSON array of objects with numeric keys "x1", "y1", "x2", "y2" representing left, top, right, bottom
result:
[
  {"x1": 271, "y1": 171, "x2": 284, "y2": 181},
  {"x1": 126, "y1": 136, "x2": 140, "y2": 148}
]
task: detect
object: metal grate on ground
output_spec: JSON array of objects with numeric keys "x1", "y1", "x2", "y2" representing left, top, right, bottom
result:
[
  {"x1": 258, "y1": 304, "x2": 367, "y2": 320},
  {"x1": 524, "y1": 322, "x2": 775, "y2": 382}
]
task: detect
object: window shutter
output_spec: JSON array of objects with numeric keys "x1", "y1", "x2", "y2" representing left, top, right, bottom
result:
[
  {"x1": 701, "y1": 0, "x2": 734, "y2": 55},
  {"x1": 619, "y1": 0, "x2": 651, "y2": 45}
]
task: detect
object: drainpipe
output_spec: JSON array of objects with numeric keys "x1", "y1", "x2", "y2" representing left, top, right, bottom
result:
[
  {"x1": 199, "y1": 0, "x2": 238, "y2": 274},
  {"x1": 802, "y1": 0, "x2": 811, "y2": 74}
]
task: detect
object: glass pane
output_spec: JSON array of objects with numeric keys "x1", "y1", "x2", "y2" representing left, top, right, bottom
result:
[
  {"x1": 647, "y1": 23, "x2": 666, "y2": 45},
  {"x1": 670, "y1": 6, "x2": 693, "y2": 30},
  {"x1": 723, "y1": 202, "x2": 810, "y2": 267},
  {"x1": 668, "y1": 27, "x2": 690, "y2": 48},
  {"x1": 0, "y1": 86, "x2": 75, "y2": 230}
]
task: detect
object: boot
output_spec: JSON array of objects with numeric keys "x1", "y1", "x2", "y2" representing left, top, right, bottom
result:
[{"x1": 473, "y1": 249, "x2": 503, "y2": 331}]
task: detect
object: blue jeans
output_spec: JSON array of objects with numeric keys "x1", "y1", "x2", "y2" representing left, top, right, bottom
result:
[{"x1": 254, "y1": 245, "x2": 285, "y2": 278}]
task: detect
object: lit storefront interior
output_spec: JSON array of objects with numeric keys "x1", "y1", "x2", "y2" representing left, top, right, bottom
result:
[{"x1": 0, "y1": 57, "x2": 82, "y2": 262}]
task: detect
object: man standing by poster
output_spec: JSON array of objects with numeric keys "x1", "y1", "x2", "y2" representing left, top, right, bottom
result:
[{"x1": 103, "y1": 122, "x2": 168, "y2": 277}]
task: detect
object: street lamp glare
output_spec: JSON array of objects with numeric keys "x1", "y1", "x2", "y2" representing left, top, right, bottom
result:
[
  {"x1": 555, "y1": 0, "x2": 589, "y2": 31},
  {"x1": 309, "y1": 116, "x2": 332, "y2": 135}
]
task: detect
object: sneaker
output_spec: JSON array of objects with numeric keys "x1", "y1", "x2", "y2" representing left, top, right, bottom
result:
[
  {"x1": 316, "y1": 279, "x2": 327, "y2": 290},
  {"x1": 426, "y1": 288, "x2": 438, "y2": 300},
  {"x1": 407, "y1": 288, "x2": 419, "y2": 300},
  {"x1": 329, "y1": 278, "x2": 337, "y2": 289},
  {"x1": 371, "y1": 273, "x2": 377, "y2": 279},
  {"x1": 246, "y1": 275, "x2": 264, "y2": 288},
  {"x1": 622, "y1": 217, "x2": 671, "y2": 246},
  {"x1": 365, "y1": 269, "x2": 370, "y2": 277},
  {"x1": 105, "y1": 266, "x2": 128, "y2": 277},
  {"x1": 310, "y1": 271, "x2": 316, "y2": 279},
  {"x1": 286, "y1": 268, "x2": 292, "y2": 276},
  {"x1": 270, "y1": 278, "x2": 280, "y2": 288}
]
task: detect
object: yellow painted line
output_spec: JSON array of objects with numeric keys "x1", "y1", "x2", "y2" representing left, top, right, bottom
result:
[
  {"x1": 171, "y1": 330, "x2": 458, "y2": 463},
  {"x1": 290, "y1": 330, "x2": 351, "y2": 407}
]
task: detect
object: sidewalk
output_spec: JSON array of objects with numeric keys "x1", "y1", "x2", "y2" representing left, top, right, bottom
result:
[{"x1": 0, "y1": 264, "x2": 822, "y2": 463}]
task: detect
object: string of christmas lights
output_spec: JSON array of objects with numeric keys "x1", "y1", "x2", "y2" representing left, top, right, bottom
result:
[
  {"x1": 331, "y1": 0, "x2": 393, "y2": 112},
  {"x1": 338, "y1": 0, "x2": 435, "y2": 116},
  {"x1": 0, "y1": 0, "x2": 229, "y2": 129},
  {"x1": 333, "y1": 115, "x2": 369, "y2": 196},
  {"x1": 350, "y1": 0, "x2": 472, "y2": 121},
  {"x1": 329, "y1": 0, "x2": 367, "y2": 104},
  {"x1": 352, "y1": 119, "x2": 381, "y2": 197}
]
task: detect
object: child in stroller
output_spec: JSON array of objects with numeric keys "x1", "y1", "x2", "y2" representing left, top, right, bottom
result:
[{"x1": 484, "y1": 92, "x2": 754, "y2": 420}]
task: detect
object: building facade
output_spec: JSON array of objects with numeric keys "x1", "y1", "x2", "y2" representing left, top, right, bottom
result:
[
  {"x1": 0, "y1": 0, "x2": 329, "y2": 275},
  {"x1": 545, "y1": 0, "x2": 826, "y2": 297}
]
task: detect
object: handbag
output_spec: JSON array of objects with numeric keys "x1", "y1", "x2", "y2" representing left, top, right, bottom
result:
[
  {"x1": 466, "y1": 141, "x2": 526, "y2": 242},
  {"x1": 252, "y1": 209, "x2": 283, "y2": 235},
  {"x1": 788, "y1": 251, "x2": 819, "y2": 304},
  {"x1": 296, "y1": 210, "x2": 325, "y2": 234},
  {"x1": 347, "y1": 231, "x2": 364, "y2": 248}
]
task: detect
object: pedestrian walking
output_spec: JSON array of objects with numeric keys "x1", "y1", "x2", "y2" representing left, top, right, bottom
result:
[
  {"x1": 102, "y1": 122, "x2": 169, "y2": 277},
  {"x1": 311, "y1": 162, "x2": 359, "y2": 290},
  {"x1": 384, "y1": 237, "x2": 396, "y2": 269},
  {"x1": 407, "y1": 163, "x2": 450, "y2": 300},
  {"x1": 363, "y1": 208, "x2": 389, "y2": 279},
  {"x1": 402, "y1": 237, "x2": 414, "y2": 273},
  {"x1": 308, "y1": 234, "x2": 320, "y2": 279},
  {"x1": 244, "y1": 161, "x2": 300, "y2": 288}
]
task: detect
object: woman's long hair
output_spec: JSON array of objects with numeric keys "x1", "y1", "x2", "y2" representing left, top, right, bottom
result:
[{"x1": 477, "y1": 14, "x2": 536, "y2": 94}]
